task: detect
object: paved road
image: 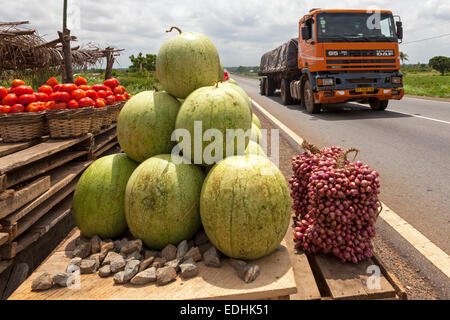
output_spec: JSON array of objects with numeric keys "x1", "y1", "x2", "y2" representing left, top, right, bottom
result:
[{"x1": 232, "y1": 75, "x2": 450, "y2": 295}]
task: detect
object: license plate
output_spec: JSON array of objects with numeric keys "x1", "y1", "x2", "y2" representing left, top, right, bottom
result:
[{"x1": 355, "y1": 87, "x2": 375, "y2": 93}]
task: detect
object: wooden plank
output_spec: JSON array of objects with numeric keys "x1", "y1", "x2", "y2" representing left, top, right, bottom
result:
[
  {"x1": 94, "y1": 140, "x2": 118, "y2": 159},
  {"x1": 94, "y1": 123, "x2": 116, "y2": 137},
  {"x1": 5, "y1": 150, "x2": 88, "y2": 189},
  {"x1": 311, "y1": 254, "x2": 396, "y2": 300},
  {"x1": 1, "y1": 242, "x2": 17, "y2": 260},
  {"x1": 1, "y1": 161, "x2": 90, "y2": 225},
  {"x1": 94, "y1": 128, "x2": 117, "y2": 153},
  {"x1": 0, "y1": 174, "x2": 6, "y2": 193},
  {"x1": 0, "y1": 260, "x2": 13, "y2": 274},
  {"x1": 0, "y1": 138, "x2": 46, "y2": 158},
  {"x1": 288, "y1": 251, "x2": 322, "y2": 300},
  {"x1": 9, "y1": 230, "x2": 297, "y2": 301},
  {"x1": 372, "y1": 253, "x2": 407, "y2": 300},
  {"x1": 0, "y1": 134, "x2": 92, "y2": 174},
  {"x1": 0, "y1": 176, "x2": 51, "y2": 219},
  {"x1": 0, "y1": 223, "x2": 18, "y2": 241},
  {"x1": 0, "y1": 232, "x2": 9, "y2": 246},
  {"x1": 2, "y1": 263, "x2": 29, "y2": 299}
]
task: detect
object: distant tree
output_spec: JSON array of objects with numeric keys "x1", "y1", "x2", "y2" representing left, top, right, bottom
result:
[
  {"x1": 129, "y1": 53, "x2": 157, "y2": 72},
  {"x1": 399, "y1": 51, "x2": 409, "y2": 65},
  {"x1": 429, "y1": 56, "x2": 450, "y2": 76}
]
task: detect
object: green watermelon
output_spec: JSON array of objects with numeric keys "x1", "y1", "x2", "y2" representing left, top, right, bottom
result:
[
  {"x1": 117, "y1": 90, "x2": 181, "y2": 163},
  {"x1": 252, "y1": 114, "x2": 261, "y2": 129},
  {"x1": 73, "y1": 154, "x2": 139, "y2": 239},
  {"x1": 218, "y1": 62, "x2": 224, "y2": 81},
  {"x1": 245, "y1": 140, "x2": 266, "y2": 157},
  {"x1": 228, "y1": 79, "x2": 238, "y2": 85},
  {"x1": 125, "y1": 154, "x2": 205, "y2": 249},
  {"x1": 200, "y1": 155, "x2": 292, "y2": 260},
  {"x1": 219, "y1": 82, "x2": 252, "y2": 117},
  {"x1": 250, "y1": 123, "x2": 262, "y2": 143},
  {"x1": 156, "y1": 28, "x2": 221, "y2": 99},
  {"x1": 175, "y1": 85, "x2": 252, "y2": 166}
]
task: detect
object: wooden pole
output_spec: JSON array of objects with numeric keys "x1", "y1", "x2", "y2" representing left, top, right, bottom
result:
[
  {"x1": 105, "y1": 48, "x2": 115, "y2": 80},
  {"x1": 63, "y1": 0, "x2": 68, "y2": 30},
  {"x1": 60, "y1": 0, "x2": 73, "y2": 83}
]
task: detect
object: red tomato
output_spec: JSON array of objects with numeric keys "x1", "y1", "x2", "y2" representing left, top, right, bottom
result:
[
  {"x1": 2, "y1": 93, "x2": 18, "y2": 106},
  {"x1": 46, "y1": 77, "x2": 58, "y2": 88},
  {"x1": 13, "y1": 85, "x2": 34, "y2": 97},
  {"x1": 124, "y1": 92, "x2": 131, "y2": 100},
  {"x1": 105, "y1": 90, "x2": 114, "y2": 97},
  {"x1": 34, "y1": 93, "x2": 49, "y2": 102},
  {"x1": 104, "y1": 78, "x2": 118, "y2": 89},
  {"x1": 18, "y1": 94, "x2": 36, "y2": 105},
  {"x1": 105, "y1": 95, "x2": 116, "y2": 105},
  {"x1": 113, "y1": 86, "x2": 125, "y2": 95},
  {"x1": 53, "y1": 102, "x2": 67, "y2": 110},
  {"x1": 38, "y1": 85, "x2": 53, "y2": 96},
  {"x1": 58, "y1": 92, "x2": 71, "y2": 102},
  {"x1": 45, "y1": 101, "x2": 55, "y2": 110},
  {"x1": 68, "y1": 99, "x2": 79, "y2": 109},
  {"x1": 26, "y1": 102, "x2": 43, "y2": 112},
  {"x1": 95, "y1": 98, "x2": 106, "y2": 108},
  {"x1": 75, "y1": 76, "x2": 87, "y2": 86},
  {"x1": 115, "y1": 94, "x2": 127, "y2": 102},
  {"x1": 223, "y1": 71, "x2": 230, "y2": 82},
  {"x1": 78, "y1": 97, "x2": 94, "y2": 108},
  {"x1": 53, "y1": 84, "x2": 63, "y2": 92},
  {"x1": 61, "y1": 83, "x2": 77, "y2": 94},
  {"x1": 0, "y1": 105, "x2": 11, "y2": 114},
  {"x1": 92, "y1": 84, "x2": 108, "y2": 92},
  {"x1": 11, "y1": 79, "x2": 25, "y2": 89},
  {"x1": 71, "y1": 89, "x2": 87, "y2": 101},
  {"x1": 96, "y1": 90, "x2": 107, "y2": 99},
  {"x1": 10, "y1": 104, "x2": 25, "y2": 113},
  {"x1": 86, "y1": 90, "x2": 98, "y2": 100},
  {"x1": 0, "y1": 87, "x2": 8, "y2": 100},
  {"x1": 77, "y1": 85, "x2": 91, "y2": 91}
]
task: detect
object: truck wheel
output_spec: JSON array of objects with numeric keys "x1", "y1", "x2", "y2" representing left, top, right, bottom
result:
[
  {"x1": 265, "y1": 77, "x2": 275, "y2": 96},
  {"x1": 369, "y1": 99, "x2": 388, "y2": 111},
  {"x1": 303, "y1": 80, "x2": 321, "y2": 114},
  {"x1": 281, "y1": 79, "x2": 293, "y2": 105},
  {"x1": 260, "y1": 78, "x2": 266, "y2": 96}
]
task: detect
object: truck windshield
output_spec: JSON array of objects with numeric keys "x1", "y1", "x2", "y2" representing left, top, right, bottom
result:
[{"x1": 316, "y1": 12, "x2": 397, "y2": 43}]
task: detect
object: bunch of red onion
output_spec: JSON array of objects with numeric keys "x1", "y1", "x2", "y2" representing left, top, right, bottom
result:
[{"x1": 289, "y1": 143, "x2": 381, "y2": 264}]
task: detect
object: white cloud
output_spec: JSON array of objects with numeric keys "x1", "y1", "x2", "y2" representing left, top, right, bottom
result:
[{"x1": 2, "y1": 0, "x2": 449, "y2": 68}]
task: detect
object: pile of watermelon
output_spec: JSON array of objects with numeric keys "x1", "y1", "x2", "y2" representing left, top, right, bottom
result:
[{"x1": 73, "y1": 27, "x2": 291, "y2": 262}]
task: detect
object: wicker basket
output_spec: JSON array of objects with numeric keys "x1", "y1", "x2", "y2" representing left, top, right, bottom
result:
[
  {"x1": 108, "y1": 101, "x2": 126, "y2": 123},
  {"x1": 46, "y1": 108, "x2": 93, "y2": 139},
  {"x1": 90, "y1": 107, "x2": 108, "y2": 134},
  {"x1": 0, "y1": 112, "x2": 47, "y2": 143}
]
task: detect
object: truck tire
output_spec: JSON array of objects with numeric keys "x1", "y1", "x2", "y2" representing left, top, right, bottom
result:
[
  {"x1": 265, "y1": 77, "x2": 275, "y2": 96},
  {"x1": 303, "y1": 80, "x2": 321, "y2": 114},
  {"x1": 260, "y1": 78, "x2": 266, "y2": 96},
  {"x1": 369, "y1": 99, "x2": 388, "y2": 111},
  {"x1": 281, "y1": 79, "x2": 293, "y2": 105}
]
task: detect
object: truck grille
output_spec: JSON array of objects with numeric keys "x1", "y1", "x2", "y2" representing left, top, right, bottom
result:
[
  {"x1": 326, "y1": 50, "x2": 395, "y2": 57},
  {"x1": 326, "y1": 59, "x2": 397, "y2": 64}
]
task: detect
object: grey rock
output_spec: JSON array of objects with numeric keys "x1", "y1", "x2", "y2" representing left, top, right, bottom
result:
[
  {"x1": 102, "y1": 251, "x2": 120, "y2": 266},
  {"x1": 126, "y1": 250, "x2": 142, "y2": 262},
  {"x1": 194, "y1": 229, "x2": 210, "y2": 246},
  {"x1": 72, "y1": 241, "x2": 91, "y2": 259},
  {"x1": 237, "y1": 264, "x2": 260, "y2": 283},
  {"x1": 156, "y1": 266, "x2": 177, "y2": 286},
  {"x1": 184, "y1": 247, "x2": 202, "y2": 262},
  {"x1": 120, "y1": 239, "x2": 143, "y2": 256},
  {"x1": 152, "y1": 257, "x2": 167, "y2": 269},
  {"x1": 228, "y1": 259, "x2": 247, "y2": 270},
  {"x1": 110, "y1": 255, "x2": 126, "y2": 273},
  {"x1": 176, "y1": 240, "x2": 189, "y2": 260},
  {"x1": 80, "y1": 259, "x2": 98, "y2": 274},
  {"x1": 99, "y1": 242, "x2": 115, "y2": 262},
  {"x1": 139, "y1": 257, "x2": 155, "y2": 272},
  {"x1": 145, "y1": 250, "x2": 160, "y2": 259},
  {"x1": 114, "y1": 238, "x2": 129, "y2": 253},
  {"x1": 179, "y1": 260, "x2": 198, "y2": 279},
  {"x1": 68, "y1": 257, "x2": 82, "y2": 267},
  {"x1": 114, "y1": 260, "x2": 141, "y2": 284},
  {"x1": 98, "y1": 265, "x2": 111, "y2": 278},
  {"x1": 199, "y1": 242, "x2": 213, "y2": 255},
  {"x1": 204, "y1": 246, "x2": 221, "y2": 268},
  {"x1": 187, "y1": 240, "x2": 195, "y2": 249},
  {"x1": 31, "y1": 273, "x2": 53, "y2": 291},
  {"x1": 90, "y1": 235, "x2": 102, "y2": 254},
  {"x1": 131, "y1": 267, "x2": 157, "y2": 285},
  {"x1": 164, "y1": 258, "x2": 182, "y2": 273},
  {"x1": 89, "y1": 253, "x2": 101, "y2": 270},
  {"x1": 161, "y1": 244, "x2": 177, "y2": 261},
  {"x1": 53, "y1": 273, "x2": 72, "y2": 287}
]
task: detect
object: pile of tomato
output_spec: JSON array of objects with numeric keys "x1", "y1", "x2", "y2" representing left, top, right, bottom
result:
[{"x1": 0, "y1": 76, "x2": 131, "y2": 114}]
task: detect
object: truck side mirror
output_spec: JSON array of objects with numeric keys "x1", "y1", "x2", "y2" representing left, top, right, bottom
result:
[
  {"x1": 396, "y1": 21, "x2": 403, "y2": 40},
  {"x1": 301, "y1": 27, "x2": 310, "y2": 40}
]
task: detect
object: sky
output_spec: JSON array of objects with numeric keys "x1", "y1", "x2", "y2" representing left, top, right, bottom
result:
[{"x1": 2, "y1": 0, "x2": 449, "y2": 68}]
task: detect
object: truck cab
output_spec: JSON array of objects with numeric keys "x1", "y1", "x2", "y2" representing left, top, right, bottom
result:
[{"x1": 259, "y1": 9, "x2": 405, "y2": 113}]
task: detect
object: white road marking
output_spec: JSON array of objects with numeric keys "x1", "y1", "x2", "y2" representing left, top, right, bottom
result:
[
  {"x1": 393, "y1": 111, "x2": 450, "y2": 125},
  {"x1": 404, "y1": 96, "x2": 450, "y2": 105},
  {"x1": 252, "y1": 98, "x2": 450, "y2": 278}
]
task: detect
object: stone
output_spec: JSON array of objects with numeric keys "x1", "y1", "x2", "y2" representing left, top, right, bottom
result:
[
  {"x1": 53, "y1": 273, "x2": 73, "y2": 287},
  {"x1": 31, "y1": 273, "x2": 53, "y2": 291},
  {"x1": 66, "y1": 257, "x2": 82, "y2": 272},
  {"x1": 114, "y1": 260, "x2": 140, "y2": 284},
  {"x1": 139, "y1": 257, "x2": 155, "y2": 272},
  {"x1": 102, "y1": 251, "x2": 120, "y2": 266},
  {"x1": 156, "y1": 267, "x2": 177, "y2": 286},
  {"x1": 145, "y1": 250, "x2": 160, "y2": 259},
  {"x1": 99, "y1": 242, "x2": 115, "y2": 262},
  {"x1": 164, "y1": 258, "x2": 182, "y2": 273},
  {"x1": 176, "y1": 240, "x2": 189, "y2": 260},
  {"x1": 126, "y1": 250, "x2": 142, "y2": 262},
  {"x1": 179, "y1": 259, "x2": 198, "y2": 279},
  {"x1": 120, "y1": 239, "x2": 143, "y2": 256},
  {"x1": 72, "y1": 241, "x2": 91, "y2": 259},
  {"x1": 152, "y1": 257, "x2": 167, "y2": 269},
  {"x1": 199, "y1": 242, "x2": 213, "y2": 255},
  {"x1": 80, "y1": 259, "x2": 98, "y2": 274},
  {"x1": 228, "y1": 259, "x2": 247, "y2": 270},
  {"x1": 187, "y1": 240, "x2": 195, "y2": 249},
  {"x1": 98, "y1": 265, "x2": 112, "y2": 278},
  {"x1": 194, "y1": 229, "x2": 210, "y2": 246},
  {"x1": 89, "y1": 253, "x2": 101, "y2": 270},
  {"x1": 90, "y1": 235, "x2": 102, "y2": 254},
  {"x1": 237, "y1": 264, "x2": 260, "y2": 283},
  {"x1": 184, "y1": 247, "x2": 202, "y2": 262},
  {"x1": 203, "y1": 246, "x2": 221, "y2": 268},
  {"x1": 161, "y1": 244, "x2": 177, "y2": 261},
  {"x1": 131, "y1": 267, "x2": 157, "y2": 285},
  {"x1": 114, "y1": 238, "x2": 129, "y2": 253},
  {"x1": 110, "y1": 255, "x2": 126, "y2": 273}
]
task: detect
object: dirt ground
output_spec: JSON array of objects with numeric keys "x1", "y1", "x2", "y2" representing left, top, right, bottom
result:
[{"x1": 253, "y1": 107, "x2": 441, "y2": 300}]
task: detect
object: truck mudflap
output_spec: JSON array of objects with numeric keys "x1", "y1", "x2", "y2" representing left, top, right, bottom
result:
[{"x1": 314, "y1": 88, "x2": 405, "y2": 104}]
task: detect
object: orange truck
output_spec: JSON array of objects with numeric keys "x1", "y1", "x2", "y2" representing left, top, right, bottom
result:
[{"x1": 259, "y1": 9, "x2": 405, "y2": 113}]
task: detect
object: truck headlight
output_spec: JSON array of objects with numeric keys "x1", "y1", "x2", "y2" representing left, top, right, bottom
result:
[
  {"x1": 318, "y1": 78, "x2": 335, "y2": 86},
  {"x1": 391, "y1": 76, "x2": 402, "y2": 84}
]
